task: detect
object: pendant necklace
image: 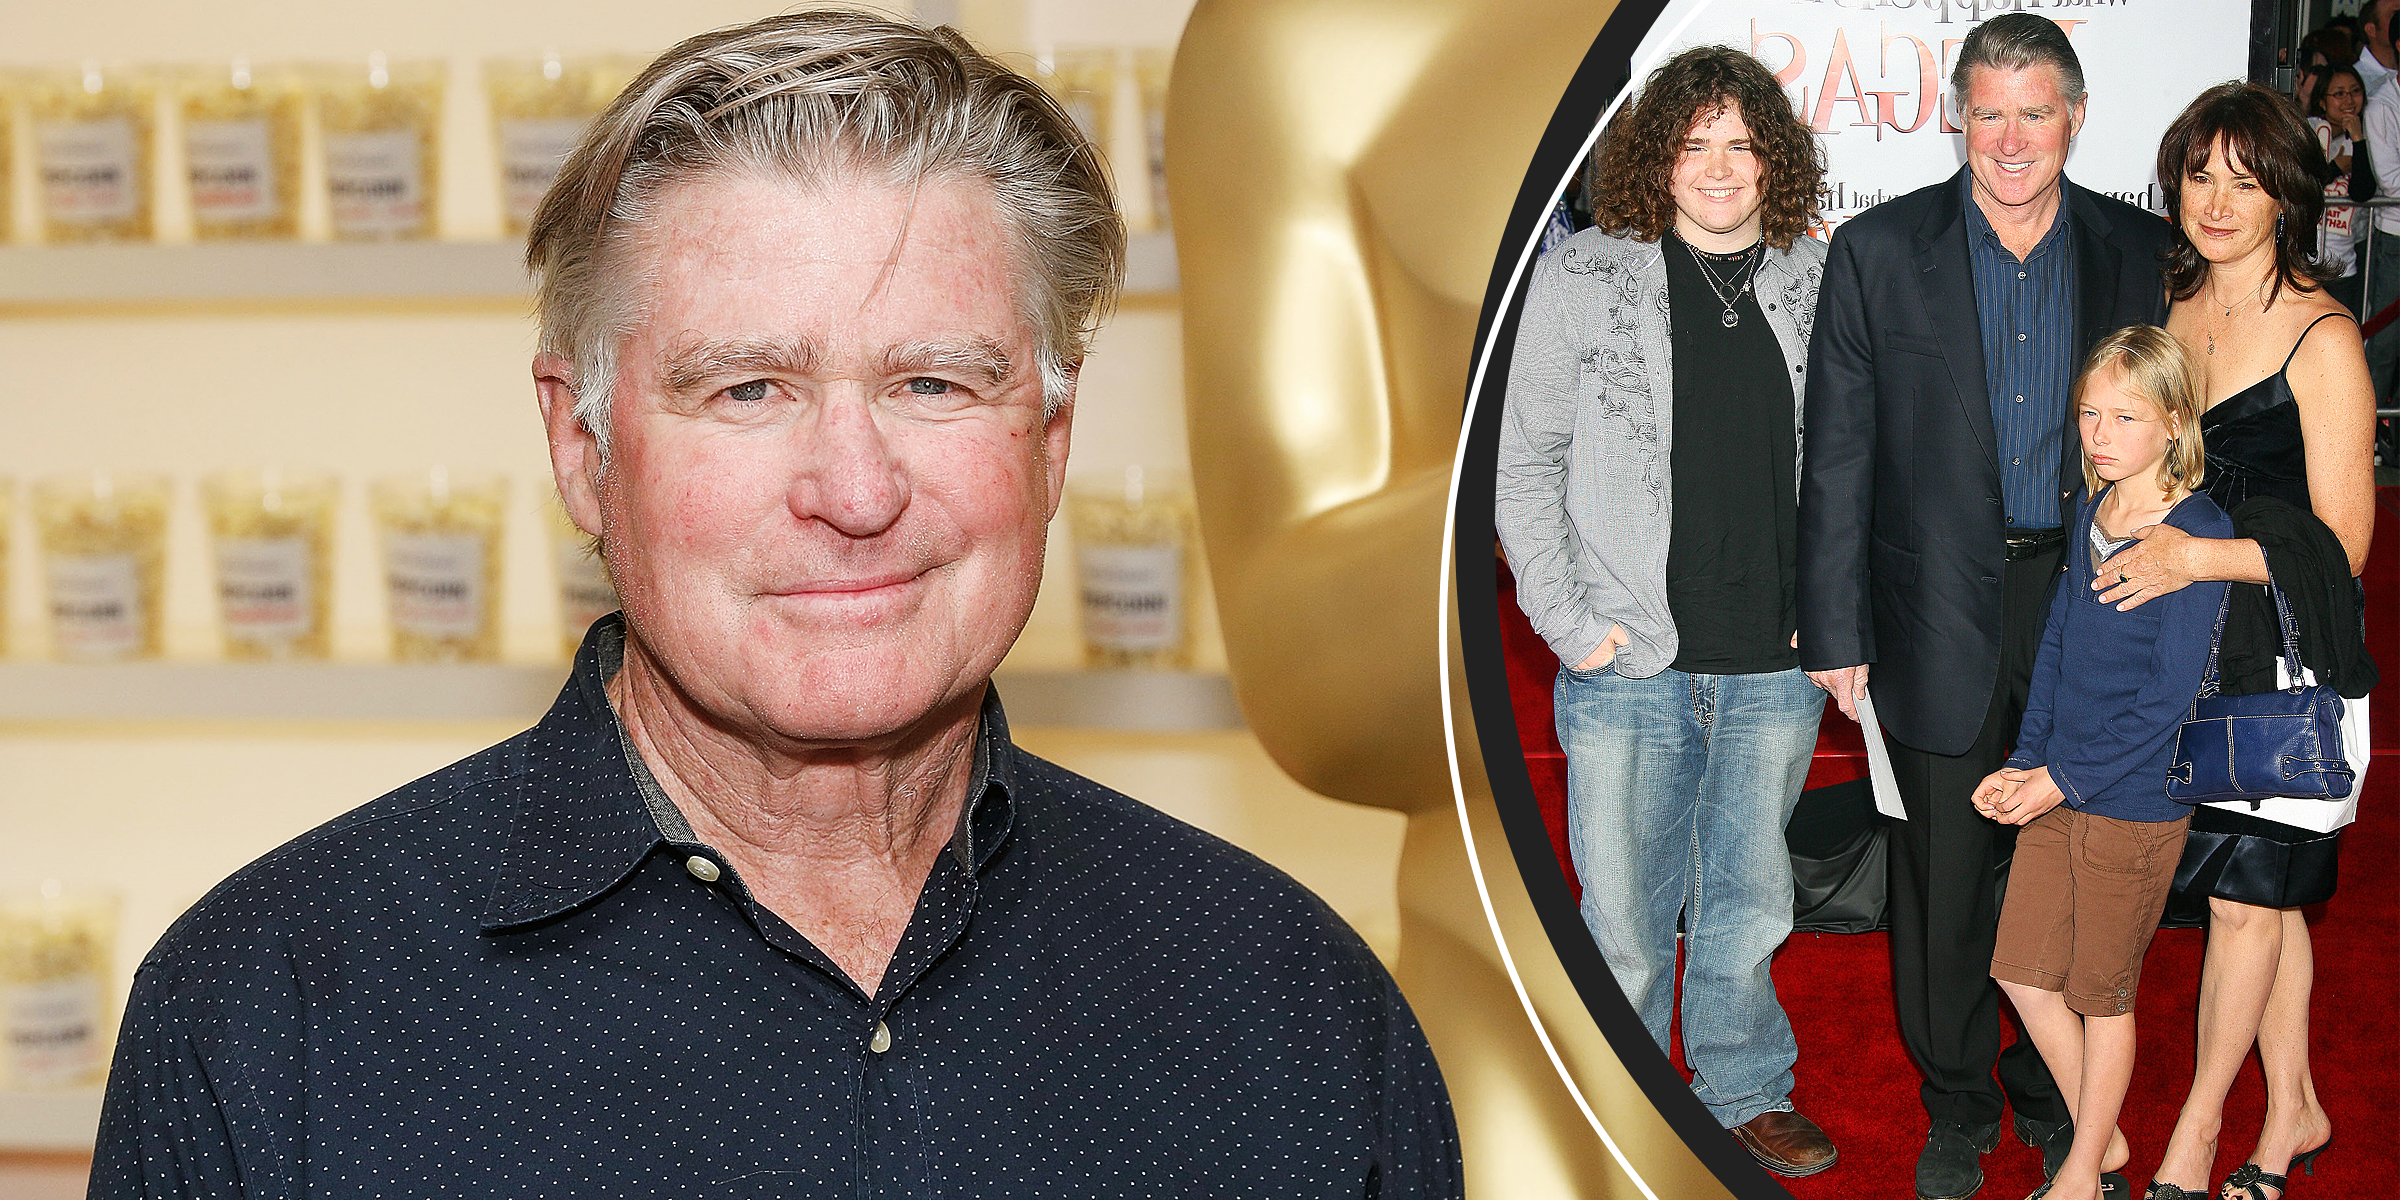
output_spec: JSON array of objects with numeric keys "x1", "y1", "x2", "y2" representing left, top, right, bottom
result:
[
  {"x1": 1683, "y1": 234, "x2": 1763, "y2": 328},
  {"x1": 2204, "y1": 274, "x2": 2264, "y2": 356}
]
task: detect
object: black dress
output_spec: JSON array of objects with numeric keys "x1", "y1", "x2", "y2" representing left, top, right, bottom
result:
[{"x1": 2169, "y1": 313, "x2": 2349, "y2": 910}]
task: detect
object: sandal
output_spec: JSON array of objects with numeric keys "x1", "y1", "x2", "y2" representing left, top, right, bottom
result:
[
  {"x1": 2220, "y1": 1144, "x2": 2329, "y2": 1200},
  {"x1": 2220, "y1": 1164, "x2": 2289, "y2": 1200},
  {"x1": 2288, "y1": 1143, "x2": 2329, "y2": 1178},
  {"x1": 2146, "y1": 1184, "x2": 2203, "y2": 1200}
]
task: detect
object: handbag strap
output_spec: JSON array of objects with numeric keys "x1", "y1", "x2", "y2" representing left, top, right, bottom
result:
[
  {"x1": 2263, "y1": 575, "x2": 2309, "y2": 691},
  {"x1": 2196, "y1": 586, "x2": 2234, "y2": 700},
  {"x1": 2195, "y1": 575, "x2": 2310, "y2": 702}
]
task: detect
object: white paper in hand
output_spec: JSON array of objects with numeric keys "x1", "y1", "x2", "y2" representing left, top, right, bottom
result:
[{"x1": 1855, "y1": 687, "x2": 1906, "y2": 821}]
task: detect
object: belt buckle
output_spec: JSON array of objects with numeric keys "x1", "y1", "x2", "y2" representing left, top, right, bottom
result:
[{"x1": 2004, "y1": 530, "x2": 2058, "y2": 561}]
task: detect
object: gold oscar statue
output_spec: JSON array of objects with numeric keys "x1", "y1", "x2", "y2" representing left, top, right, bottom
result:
[{"x1": 1170, "y1": 3, "x2": 1738, "y2": 1196}]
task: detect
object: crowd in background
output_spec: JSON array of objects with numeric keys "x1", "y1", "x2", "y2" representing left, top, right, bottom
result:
[{"x1": 2285, "y1": 5, "x2": 2400, "y2": 464}]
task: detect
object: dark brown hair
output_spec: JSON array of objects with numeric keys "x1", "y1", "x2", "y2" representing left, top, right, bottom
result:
[
  {"x1": 1592, "y1": 45, "x2": 1823, "y2": 250},
  {"x1": 2157, "y1": 82, "x2": 2333, "y2": 304}
]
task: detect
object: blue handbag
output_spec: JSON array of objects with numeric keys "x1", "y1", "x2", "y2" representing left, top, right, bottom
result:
[{"x1": 2167, "y1": 579, "x2": 2353, "y2": 805}]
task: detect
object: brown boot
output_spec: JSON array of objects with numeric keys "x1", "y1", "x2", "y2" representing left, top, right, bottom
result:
[{"x1": 1734, "y1": 1109, "x2": 1839, "y2": 1177}]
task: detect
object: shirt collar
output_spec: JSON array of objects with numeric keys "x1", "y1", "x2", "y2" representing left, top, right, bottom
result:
[
  {"x1": 1960, "y1": 169, "x2": 2073, "y2": 262},
  {"x1": 480, "y1": 615, "x2": 1018, "y2": 931}
]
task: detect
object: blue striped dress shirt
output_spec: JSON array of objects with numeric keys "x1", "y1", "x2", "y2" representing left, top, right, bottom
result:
[{"x1": 1964, "y1": 173, "x2": 2079, "y2": 530}]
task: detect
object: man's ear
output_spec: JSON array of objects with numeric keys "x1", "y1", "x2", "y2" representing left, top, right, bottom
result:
[
  {"x1": 1039, "y1": 362, "x2": 1078, "y2": 522},
  {"x1": 535, "y1": 352, "x2": 605, "y2": 537}
]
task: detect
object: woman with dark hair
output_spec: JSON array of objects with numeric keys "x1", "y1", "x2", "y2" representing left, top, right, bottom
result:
[
  {"x1": 2306, "y1": 64, "x2": 2367, "y2": 314},
  {"x1": 1496, "y1": 43, "x2": 1837, "y2": 1179},
  {"x1": 2099, "y1": 82, "x2": 2377, "y2": 1200}
]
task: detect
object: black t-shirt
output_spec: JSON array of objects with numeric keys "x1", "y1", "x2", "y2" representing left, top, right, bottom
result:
[{"x1": 1662, "y1": 236, "x2": 1800, "y2": 675}]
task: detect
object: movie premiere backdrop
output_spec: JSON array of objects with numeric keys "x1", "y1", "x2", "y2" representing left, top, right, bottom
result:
[{"x1": 1634, "y1": 0, "x2": 2255, "y2": 235}]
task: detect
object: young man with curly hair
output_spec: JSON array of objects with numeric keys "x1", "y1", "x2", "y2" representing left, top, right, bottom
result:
[{"x1": 1496, "y1": 43, "x2": 1836, "y2": 1179}]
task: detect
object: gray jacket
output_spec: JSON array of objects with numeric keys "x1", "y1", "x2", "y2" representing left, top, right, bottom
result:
[{"x1": 1494, "y1": 228, "x2": 1826, "y2": 679}]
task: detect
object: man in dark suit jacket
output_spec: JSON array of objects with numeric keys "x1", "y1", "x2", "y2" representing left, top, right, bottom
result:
[{"x1": 1796, "y1": 15, "x2": 2173, "y2": 1200}]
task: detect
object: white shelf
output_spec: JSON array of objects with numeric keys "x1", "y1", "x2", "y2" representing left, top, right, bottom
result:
[
  {"x1": 0, "y1": 232, "x2": 1178, "y2": 309},
  {"x1": 992, "y1": 668, "x2": 1241, "y2": 731},
  {"x1": 0, "y1": 242, "x2": 530, "y2": 307},
  {"x1": 0, "y1": 662, "x2": 1239, "y2": 730},
  {"x1": 0, "y1": 1088, "x2": 100, "y2": 1153},
  {"x1": 0, "y1": 662, "x2": 569, "y2": 723}
]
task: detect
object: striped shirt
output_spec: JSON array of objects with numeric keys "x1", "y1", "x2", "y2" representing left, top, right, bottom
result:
[{"x1": 1964, "y1": 171, "x2": 2078, "y2": 531}]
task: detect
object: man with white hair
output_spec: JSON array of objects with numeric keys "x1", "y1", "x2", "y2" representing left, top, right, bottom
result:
[
  {"x1": 1799, "y1": 13, "x2": 2172, "y2": 1200},
  {"x1": 89, "y1": 14, "x2": 1459, "y2": 1196}
]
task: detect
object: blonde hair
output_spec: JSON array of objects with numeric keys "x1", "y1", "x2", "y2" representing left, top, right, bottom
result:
[
  {"x1": 2074, "y1": 325, "x2": 2206, "y2": 497},
  {"x1": 525, "y1": 11, "x2": 1125, "y2": 458}
]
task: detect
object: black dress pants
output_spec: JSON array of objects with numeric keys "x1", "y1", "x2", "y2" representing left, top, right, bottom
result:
[{"x1": 1884, "y1": 545, "x2": 2070, "y2": 1128}]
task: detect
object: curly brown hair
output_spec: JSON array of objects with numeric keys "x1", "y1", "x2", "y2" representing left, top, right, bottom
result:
[{"x1": 1592, "y1": 45, "x2": 1823, "y2": 250}]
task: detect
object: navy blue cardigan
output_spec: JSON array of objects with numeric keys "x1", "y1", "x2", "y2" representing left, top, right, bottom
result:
[{"x1": 2005, "y1": 486, "x2": 2235, "y2": 822}]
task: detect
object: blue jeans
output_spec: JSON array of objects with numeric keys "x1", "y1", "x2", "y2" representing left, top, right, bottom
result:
[{"x1": 1555, "y1": 662, "x2": 1822, "y2": 1128}]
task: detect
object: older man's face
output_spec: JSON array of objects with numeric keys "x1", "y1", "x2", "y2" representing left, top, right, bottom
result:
[
  {"x1": 558, "y1": 172, "x2": 1070, "y2": 746},
  {"x1": 1961, "y1": 64, "x2": 2084, "y2": 218}
]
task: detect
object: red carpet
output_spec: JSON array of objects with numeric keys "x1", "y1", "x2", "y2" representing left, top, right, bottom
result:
[{"x1": 1493, "y1": 487, "x2": 2399, "y2": 1197}]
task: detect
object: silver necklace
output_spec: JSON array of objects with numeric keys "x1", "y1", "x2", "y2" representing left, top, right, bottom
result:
[
  {"x1": 2204, "y1": 274, "x2": 2264, "y2": 356},
  {"x1": 1682, "y1": 235, "x2": 1763, "y2": 328}
]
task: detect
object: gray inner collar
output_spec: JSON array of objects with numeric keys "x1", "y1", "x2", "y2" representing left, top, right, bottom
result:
[
  {"x1": 595, "y1": 621, "x2": 699, "y2": 843},
  {"x1": 592, "y1": 621, "x2": 990, "y2": 862}
]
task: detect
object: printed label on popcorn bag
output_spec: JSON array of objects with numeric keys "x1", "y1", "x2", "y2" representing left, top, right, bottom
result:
[
  {"x1": 1077, "y1": 544, "x2": 1181, "y2": 652},
  {"x1": 216, "y1": 536, "x2": 313, "y2": 643},
  {"x1": 325, "y1": 129, "x2": 426, "y2": 236},
  {"x1": 1, "y1": 977, "x2": 106, "y2": 1088},
  {"x1": 48, "y1": 552, "x2": 142, "y2": 660},
  {"x1": 386, "y1": 532, "x2": 485, "y2": 638},
  {"x1": 38, "y1": 117, "x2": 139, "y2": 223},
  {"x1": 186, "y1": 118, "x2": 279, "y2": 223}
]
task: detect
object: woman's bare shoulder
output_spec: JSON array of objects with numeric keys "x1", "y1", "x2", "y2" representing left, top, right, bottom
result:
[
  {"x1": 2277, "y1": 295, "x2": 2374, "y2": 415},
  {"x1": 2282, "y1": 293, "x2": 2366, "y2": 361}
]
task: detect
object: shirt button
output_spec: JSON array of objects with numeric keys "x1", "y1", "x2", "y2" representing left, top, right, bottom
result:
[
  {"x1": 2015, "y1": 394, "x2": 2025, "y2": 404},
  {"x1": 684, "y1": 855, "x2": 721, "y2": 882},
  {"x1": 2017, "y1": 332, "x2": 2028, "y2": 341},
  {"x1": 2018, "y1": 270, "x2": 2027, "y2": 280},
  {"x1": 870, "y1": 1021, "x2": 893, "y2": 1054},
  {"x1": 2012, "y1": 457, "x2": 2023, "y2": 466}
]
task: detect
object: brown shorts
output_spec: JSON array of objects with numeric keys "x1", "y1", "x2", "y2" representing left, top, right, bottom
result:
[{"x1": 1990, "y1": 805, "x2": 2191, "y2": 1017}]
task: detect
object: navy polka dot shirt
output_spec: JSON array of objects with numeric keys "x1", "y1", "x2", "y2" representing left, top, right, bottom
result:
[{"x1": 90, "y1": 619, "x2": 1461, "y2": 1197}]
